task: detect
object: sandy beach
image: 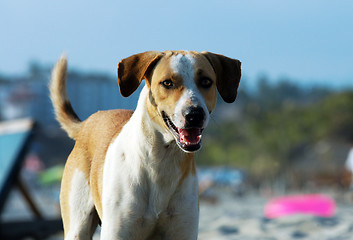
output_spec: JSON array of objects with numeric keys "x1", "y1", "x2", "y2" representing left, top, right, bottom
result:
[
  {"x1": 3, "y1": 186, "x2": 353, "y2": 239},
  {"x1": 198, "y1": 189, "x2": 353, "y2": 240}
]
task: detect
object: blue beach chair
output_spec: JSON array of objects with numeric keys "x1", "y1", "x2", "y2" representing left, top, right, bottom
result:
[{"x1": 0, "y1": 119, "x2": 63, "y2": 239}]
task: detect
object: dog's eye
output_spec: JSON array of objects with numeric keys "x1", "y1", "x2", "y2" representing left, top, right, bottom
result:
[
  {"x1": 161, "y1": 79, "x2": 174, "y2": 89},
  {"x1": 199, "y1": 77, "x2": 213, "y2": 88}
]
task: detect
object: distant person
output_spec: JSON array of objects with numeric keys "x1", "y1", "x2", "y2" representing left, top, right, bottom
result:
[{"x1": 344, "y1": 139, "x2": 353, "y2": 189}]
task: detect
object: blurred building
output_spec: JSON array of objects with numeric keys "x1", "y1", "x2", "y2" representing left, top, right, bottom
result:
[
  {"x1": 0, "y1": 67, "x2": 140, "y2": 167},
  {"x1": 0, "y1": 69, "x2": 139, "y2": 126}
]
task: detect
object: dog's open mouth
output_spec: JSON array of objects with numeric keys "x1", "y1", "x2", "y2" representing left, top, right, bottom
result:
[{"x1": 162, "y1": 111, "x2": 203, "y2": 152}]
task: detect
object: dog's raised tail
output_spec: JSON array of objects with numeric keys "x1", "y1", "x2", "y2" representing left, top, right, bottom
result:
[{"x1": 50, "y1": 55, "x2": 82, "y2": 140}]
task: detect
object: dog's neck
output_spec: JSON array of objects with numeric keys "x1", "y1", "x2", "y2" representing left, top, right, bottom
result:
[
  {"x1": 122, "y1": 86, "x2": 193, "y2": 206},
  {"x1": 129, "y1": 85, "x2": 188, "y2": 169},
  {"x1": 133, "y1": 86, "x2": 179, "y2": 152}
]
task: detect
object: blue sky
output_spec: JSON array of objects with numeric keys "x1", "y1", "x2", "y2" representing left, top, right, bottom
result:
[{"x1": 1, "y1": 0, "x2": 352, "y2": 88}]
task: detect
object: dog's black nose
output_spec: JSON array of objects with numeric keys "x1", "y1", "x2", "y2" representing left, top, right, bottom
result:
[{"x1": 183, "y1": 107, "x2": 205, "y2": 128}]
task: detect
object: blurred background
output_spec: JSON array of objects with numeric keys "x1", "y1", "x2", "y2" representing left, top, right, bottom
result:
[{"x1": 1, "y1": 0, "x2": 353, "y2": 239}]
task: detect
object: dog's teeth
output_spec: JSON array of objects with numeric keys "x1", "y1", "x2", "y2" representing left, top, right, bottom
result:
[{"x1": 180, "y1": 134, "x2": 184, "y2": 142}]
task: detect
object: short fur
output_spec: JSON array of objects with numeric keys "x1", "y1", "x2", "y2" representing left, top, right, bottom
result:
[{"x1": 50, "y1": 50, "x2": 241, "y2": 240}]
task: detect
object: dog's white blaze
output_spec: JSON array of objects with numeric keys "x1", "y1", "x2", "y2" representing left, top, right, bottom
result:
[
  {"x1": 67, "y1": 169, "x2": 94, "y2": 239},
  {"x1": 170, "y1": 53, "x2": 209, "y2": 128},
  {"x1": 170, "y1": 53, "x2": 195, "y2": 83}
]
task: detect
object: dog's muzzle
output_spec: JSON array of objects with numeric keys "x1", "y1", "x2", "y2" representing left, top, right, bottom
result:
[{"x1": 162, "y1": 107, "x2": 206, "y2": 152}]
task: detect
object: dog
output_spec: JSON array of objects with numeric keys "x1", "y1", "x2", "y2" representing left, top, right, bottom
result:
[{"x1": 50, "y1": 50, "x2": 241, "y2": 240}]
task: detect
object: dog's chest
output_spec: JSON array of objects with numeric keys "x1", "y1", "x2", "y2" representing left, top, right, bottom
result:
[
  {"x1": 101, "y1": 129, "x2": 191, "y2": 216},
  {"x1": 143, "y1": 150, "x2": 186, "y2": 215}
]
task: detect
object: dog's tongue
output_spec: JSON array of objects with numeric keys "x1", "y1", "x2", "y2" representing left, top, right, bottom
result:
[{"x1": 178, "y1": 128, "x2": 202, "y2": 145}]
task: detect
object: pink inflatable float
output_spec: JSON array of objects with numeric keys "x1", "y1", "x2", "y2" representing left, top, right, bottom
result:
[{"x1": 264, "y1": 194, "x2": 336, "y2": 219}]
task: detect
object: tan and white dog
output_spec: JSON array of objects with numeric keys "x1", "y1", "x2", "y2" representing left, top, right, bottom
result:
[{"x1": 50, "y1": 50, "x2": 241, "y2": 240}]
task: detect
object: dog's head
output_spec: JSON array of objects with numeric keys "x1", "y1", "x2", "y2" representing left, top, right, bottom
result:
[{"x1": 117, "y1": 51, "x2": 241, "y2": 152}]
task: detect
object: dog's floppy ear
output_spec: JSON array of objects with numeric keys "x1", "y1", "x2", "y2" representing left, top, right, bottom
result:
[
  {"x1": 201, "y1": 51, "x2": 241, "y2": 103},
  {"x1": 118, "y1": 51, "x2": 162, "y2": 97}
]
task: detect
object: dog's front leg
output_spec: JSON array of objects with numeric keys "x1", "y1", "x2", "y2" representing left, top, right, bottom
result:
[
  {"x1": 100, "y1": 160, "x2": 156, "y2": 239},
  {"x1": 100, "y1": 199, "x2": 156, "y2": 240},
  {"x1": 154, "y1": 178, "x2": 199, "y2": 240}
]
